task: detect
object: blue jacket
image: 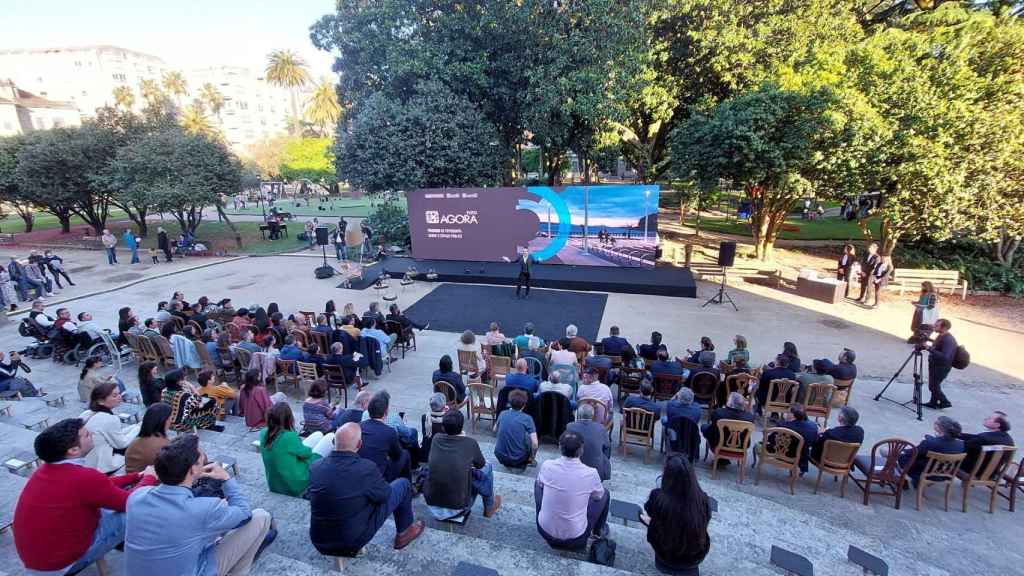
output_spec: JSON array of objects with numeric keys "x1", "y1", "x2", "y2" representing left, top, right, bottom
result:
[
  {"x1": 358, "y1": 419, "x2": 403, "y2": 479},
  {"x1": 504, "y1": 372, "x2": 538, "y2": 394},
  {"x1": 779, "y1": 419, "x2": 819, "y2": 472},
  {"x1": 651, "y1": 360, "x2": 684, "y2": 377},
  {"x1": 279, "y1": 344, "x2": 304, "y2": 361},
  {"x1": 309, "y1": 451, "x2": 392, "y2": 555},
  {"x1": 663, "y1": 401, "x2": 701, "y2": 425},
  {"x1": 623, "y1": 394, "x2": 661, "y2": 416},
  {"x1": 902, "y1": 435, "x2": 964, "y2": 479},
  {"x1": 125, "y1": 480, "x2": 253, "y2": 576},
  {"x1": 600, "y1": 336, "x2": 631, "y2": 356}
]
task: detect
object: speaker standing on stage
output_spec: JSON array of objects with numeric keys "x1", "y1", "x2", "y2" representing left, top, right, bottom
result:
[
  {"x1": 516, "y1": 248, "x2": 533, "y2": 300},
  {"x1": 836, "y1": 243, "x2": 856, "y2": 298},
  {"x1": 856, "y1": 241, "x2": 880, "y2": 303},
  {"x1": 924, "y1": 318, "x2": 957, "y2": 410}
]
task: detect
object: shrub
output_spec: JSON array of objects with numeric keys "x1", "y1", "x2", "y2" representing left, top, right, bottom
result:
[{"x1": 895, "y1": 240, "x2": 1024, "y2": 297}]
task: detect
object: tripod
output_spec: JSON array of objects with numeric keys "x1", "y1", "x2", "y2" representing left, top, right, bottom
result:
[
  {"x1": 874, "y1": 347, "x2": 924, "y2": 421},
  {"x1": 702, "y1": 267, "x2": 738, "y2": 311}
]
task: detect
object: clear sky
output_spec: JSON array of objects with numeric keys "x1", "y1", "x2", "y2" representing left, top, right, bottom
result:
[{"x1": 0, "y1": 0, "x2": 338, "y2": 77}]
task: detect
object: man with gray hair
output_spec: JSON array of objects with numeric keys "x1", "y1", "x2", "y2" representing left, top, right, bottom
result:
[
  {"x1": 539, "y1": 370, "x2": 574, "y2": 402},
  {"x1": 566, "y1": 403, "x2": 611, "y2": 481},
  {"x1": 702, "y1": 392, "x2": 755, "y2": 457},
  {"x1": 333, "y1": 389, "x2": 372, "y2": 428},
  {"x1": 811, "y1": 405, "x2": 864, "y2": 463},
  {"x1": 663, "y1": 387, "x2": 701, "y2": 428},
  {"x1": 420, "y1": 393, "x2": 449, "y2": 458},
  {"x1": 565, "y1": 324, "x2": 591, "y2": 355},
  {"x1": 899, "y1": 415, "x2": 964, "y2": 482}
]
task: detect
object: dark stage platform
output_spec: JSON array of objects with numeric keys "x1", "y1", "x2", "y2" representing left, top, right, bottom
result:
[{"x1": 363, "y1": 257, "x2": 697, "y2": 298}]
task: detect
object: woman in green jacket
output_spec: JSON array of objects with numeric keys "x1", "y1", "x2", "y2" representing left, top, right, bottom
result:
[{"x1": 260, "y1": 402, "x2": 335, "y2": 497}]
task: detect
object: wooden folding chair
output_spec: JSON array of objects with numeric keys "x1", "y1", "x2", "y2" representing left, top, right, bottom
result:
[
  {"x1": 802, "y1": 382, "x2": 835, "y2": 427},
  {"x1": 916, "y1": 451, "x2": 967, "y2": 512},
  {"x1": 710, "y1": 419, "x2": 754, "y2": 483},
  {"x1": 763, "y1": 378, "x2": 799, "y2": 424},
  {"x1": 468, "y1": 382, "x2": 497, "y2": 432},
  {"x1": 831, "y1": 377, "x2": 855, "y2": 407},
  {"x1": 434, "y1": 381, "x2": 469, "y2": 419},
  {"x1": 490, "y1": 355, "x2": 512, "y2": 387},
  {"x1": 577, "y1": 397, "x2": 612, "y2": 439},
  {"x1": 755, "y1": 427, "x2": 805, "y2": 495},
  {"x1": 852, "y1": 438, "x2": 917, "y2": 509},
  {"x1": 998, "y1": 454, "x2": 1024, "y2": 512},
  {"x1": 652, "y1": 373, "x2": 683, "y2": 402},
  {"x1": 321, "y1": 363, "x2": 349, "y2": 406},
  {"x1": 620, "y1": 408, "x2": 656, "y2": 464},
  {"x1": 276, "y1": 358, "x2": 301, "y2": 394},
  {"x1": 617, "y1": 367, "x2": 644, "y2": 404},
  {"x1": 957, "y1": 445, "x2": 1016, "y2": 513},
  {"x1": 811, "y1": 440, "x2": 861, "y2": 497},
  {"x1": 724, "y1": 373, "x2": 756, "y2": 411}
]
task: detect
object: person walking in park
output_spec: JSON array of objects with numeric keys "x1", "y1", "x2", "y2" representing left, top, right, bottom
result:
[
  {"x1": 43, "y1": 250, "x2": 75, "y2": 288},
  {"x1": 101, "y1": 229, "x2": 118, "y2": 265},
  {"x1": 157, "y1": 227, "x2": 173, "y2": 263},
  {"x1": 122, "y1": 229, "x2": 140, "y2": 264}
]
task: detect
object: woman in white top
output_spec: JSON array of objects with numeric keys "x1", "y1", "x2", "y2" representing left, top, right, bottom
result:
[
  {"x1": 484, "y1": 322, "x2": 507, "y2": 346},
  {"x1": 457, "y1": 330, "x2": 488, "y2": 374},
  {"x1": 79, "y1": 381, "x2": 140, "y2": 473}
]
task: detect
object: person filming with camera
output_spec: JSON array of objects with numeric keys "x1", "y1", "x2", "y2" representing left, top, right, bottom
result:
[{"x1": 924, "y1": 318, "x2": 957, "y2": 410}]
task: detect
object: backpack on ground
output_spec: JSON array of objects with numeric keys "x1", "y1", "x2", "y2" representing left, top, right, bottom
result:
[{"x1": 588, "y1": 536, "x2": 616, "y2": 567}]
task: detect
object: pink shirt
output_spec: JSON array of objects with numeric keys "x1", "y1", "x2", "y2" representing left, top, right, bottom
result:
[{"x1": 537, "y1": 457, "x2": 605, "y2": 540}]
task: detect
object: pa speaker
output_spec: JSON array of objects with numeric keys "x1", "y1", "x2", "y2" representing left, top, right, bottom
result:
[
  {"x1": 315, "y1": 225, "x2": 330, "y2": 246},
  {"x1": 718, "y1": 241, "x2": 737, "y2": 268},
  {"x1": 314, "y1": 266, "x2": 335, "y2": 279}
]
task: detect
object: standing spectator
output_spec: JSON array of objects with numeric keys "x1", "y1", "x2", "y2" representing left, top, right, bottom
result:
[
  {"x1": 535, "y1": 431, "x2": 609, "y2": 550},
  {"x1": 641, "y1": 455, "x2": 711, "y2": 575},
  {"x1": 101, "y1": 229, "x2": 118, "y2": 265},
  {"x1": 14, "y1": 418, "x2": 156, "y2": 573},
  {"x1": 333, "y1": 225, "x2": 346, "y2": 261},
  {"x1": 856, "y1": 241, "x2": 880, "y2": 303},
  {"x1": 0, "y1": 267, "x2": 17, "y2": 310},
  {"x1": 304, "y1": 219, "x2": 316, "y2": 248},
  {"x1": 125, "y1": 435, "x2": 273, "y2": 576},
  {"x1": 360, "y1": 220, "x2": 373, "y2": 256},
  {"x1": 837, "y1": 243, "x2": 856, "y2": 297},
  {"x1": 308, "y1": 423, "x2": 424, "y2": 556},
  {"x1": 424, "y1": 410, "x2": 502, "y2": 519},
  {"x1": 494, "y1": 389, "x2": 538, "y2": 468},
  {"x1": 122, "y1": 229, "x2": 140, "y2": 264},
  {"x1": 157, "y1": 226, "x2": 173, "y2": 262}
]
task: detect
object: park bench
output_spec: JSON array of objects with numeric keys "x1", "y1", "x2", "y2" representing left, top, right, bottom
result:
[
  {"x1": 0, "y1": 233, "x2": 15, "y2": 245},
  {"x1": 889, "y1": 268, "x2": 968, "y2": 300},
  {"x1": 779, "y1": 223, "x2": 801, "y2": 233}
]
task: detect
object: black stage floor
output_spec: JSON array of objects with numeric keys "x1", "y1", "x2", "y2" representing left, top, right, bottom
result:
[{"x1": 363, "y1": 257, "x2": 696, "y2": 298}]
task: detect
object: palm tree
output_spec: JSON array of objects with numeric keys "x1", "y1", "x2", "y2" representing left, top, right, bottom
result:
[
  {"x1": 139, "y1": 78, "x2": 166, "y2": 110},
  {"x1": 305, "y1": 77, "x2": 342, "y2": 137},
  {"x1": 199, "y1": 83, "x2": 225, "y2": 123},
  {"x1": 180, "y1": 103, "x2": 219, "y2": 140},
  {"x1": 112, "y1": 86, "x2": 135, "y2": 110},
  {"x1": 265, "y1": 50, "x2": 311, "y2": 135},
  {"x1": 162, "y1": 70, "x2": 188, "y2": 108}
]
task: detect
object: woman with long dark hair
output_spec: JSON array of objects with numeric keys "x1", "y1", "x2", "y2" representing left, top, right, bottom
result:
[
  {"x1": 80, "y1": 382, "x2": 140, "y2": 473},
  {"x1": 642, "y1": 455, "x2": 711, "y2": 575},
  {"x1": 782, "y1": 341, "x2": 801, "y2": 373},
  {"x1": 238, "y1": 368, "x2": 273, "y2": 429},
  {"x1": 125, "y1": 402, "x2": 172, "y2": 472},
  {"x1": 259, "y1": 402, "x2": 334, "y2": 496},
  {"x1": 138, "y1": 361, "x2": 164, "y2": 406},
  {"x1": 160, "y1": 369, "x2": 218, "y2": 432}
]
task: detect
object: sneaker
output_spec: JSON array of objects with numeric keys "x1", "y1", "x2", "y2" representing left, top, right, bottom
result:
[
  {"x1": 484, "y1": 495, "x2": 502, "y2": 518},
  {"x1": 393, "y1": 520, "x2": 424, "y2": 550}
]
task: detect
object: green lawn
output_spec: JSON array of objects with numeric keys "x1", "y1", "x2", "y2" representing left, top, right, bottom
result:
[
  {"x1": 0, "y1": 209, "x2": 132, "y2": 234},
  {"x1": 135, "y1": 220, "x2": 314, "y2": 255},
  {"x1": 684, "y1": 213, "x2": 881, "y2": 241},
  {"x1": 224, "y1": 197, "x2": 385, "y2": 218}
]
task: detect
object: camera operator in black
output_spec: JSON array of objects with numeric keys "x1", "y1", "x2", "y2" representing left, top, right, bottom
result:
[{"x1": 924, "y1": 319, "x2": 957, "y2": 410}]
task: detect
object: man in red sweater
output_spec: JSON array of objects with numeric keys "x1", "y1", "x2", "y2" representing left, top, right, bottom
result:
[{"x1": 14, "y1": 418, "x2": 157, "y2": 573}]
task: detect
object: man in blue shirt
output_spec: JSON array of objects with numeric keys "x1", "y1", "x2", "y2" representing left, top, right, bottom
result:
[
  {"x1": 756, "y1": 354, "x2": 797, "y2": 411},
  {"x1": 650, "y1": 347, "x2": 684, "y2": 378},
  {"x1": 125, "y1": 435, "x2": 273, "y2": 576},
  {"x1": 599, "y1": 326, "x2": 631, "y2": 357},
  {"x1": 278, "y1": 336, "x2": 304, "y2": 361},
  {"x1": 777, "y1": 404, "x2": 819, "y2": 474},
  {"x1": 494, "y1": 389, "x2": 538, "y2": 468},
  {"x1": 513, "y1": 322, "x2": 544, "y2": 352},
  {"x1": 622, "y1": 382, "x2": 661, "y2": 416},
  {"x1": 504, "y1": 358, "x2": 539, "y2": 393}
]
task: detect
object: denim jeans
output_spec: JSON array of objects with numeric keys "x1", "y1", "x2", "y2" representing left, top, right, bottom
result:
[
  {"x1": 471, "y1": 463, "x2": 496, "y2": 510},
  {"x1": 385, "y1": 478, "x2": 415, "y2": 534},
  {"x1": 22, "y1": 277, "x2": 46, "y2": 298},
  {"x1": 130, "y1": 247, "x2": 140, "y2": 264},
  {"x1": 105, "y1": 248, "x2": 117, "y2": 265},
  {"x1": 334, "y1": 244, "x2": 346, "y2": 261},
  {"x1": 62, "y1": 509, "x2": 125, "y2": 574}
]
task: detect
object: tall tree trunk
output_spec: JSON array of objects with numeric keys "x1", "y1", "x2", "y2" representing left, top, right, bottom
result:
[
  {"x1": 56, "y1": 213, "x2": 71, "y2": 233},
  {"x1": 995, "y1": 229, "x2": 1019, "y2": 268},
  {"x1": 15, "y1": 205, "x2": 34, "y2": 233},
  {"x1": 216, "y1": 204, "x2": 243, "y2": 249},
  {"x1": 289, "y1": 89, "x2": 299, "y2": 135},
  {"x1": 879, "y1": 218, "x2": 899, "y2": 257}
]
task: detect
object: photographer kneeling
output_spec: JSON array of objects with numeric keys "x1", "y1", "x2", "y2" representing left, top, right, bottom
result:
[
  {"x1": 0, "y1": 351, "x2": 42, "y2": 397},
  {"x1": 924, "y1": 319, "x2": 956, "y2": 410}
]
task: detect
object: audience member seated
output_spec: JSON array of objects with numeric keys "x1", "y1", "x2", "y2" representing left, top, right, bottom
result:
[
  {"x1": 535, "y1": 431, "x2": 609, "y2": 550},
  {"x1": 261, "y1": 403, "x2": 335, "y2": 497},
  {"x1": 505, "y1": 358, "x2": 539, "y2": 393},
  {"x1": 362, "y1": 302, "x2": 386, "y2": 328},
  {"x1": 811, "y1": 406, "x2": 864, "y2": 464},
  {"x1": 600, "y1": 325, "x2": 631, "y2": 356},
  {"x1": 565, "y1": 403, "x2": 611, "y2": 481},
  {"x1": 162, "y1": 369, "x2": 220, "y2": 432},
  {"x1": 781, "y1": 341, "x2": 802, "y2": 373},
  {"x1": 642, "y1": 455, "x2": 711, "y2": 576},
  {"x1": 686, "y1": 336, "x2": 715, "y2": 366},
  {"x1": 686, "y1": 353, "x2": 720, "y2": 388},
  {"x1": 425, "y1": 410, "x2": 502, "y2": 519},
  {"x1": 521, "y1": 338, "x2": 549, "y2": 380},
  {"x1": 359, "y1": 391, "x2": 412, "y2": 481},
  {"x1": 387, "y1": 303, "x2": 428, "y2": 331},
  {"x1": 197, "y1": 369, "x2": 237, "y2": 419},
  {"x1": 14, "y1": 418, "x2": 156, "y2": 573},
  {"x1": 796, "y1": 360, "x2": 835, "y2": 404},
  {"x1": 308, "y1": 423, "x2": 425, "y2": 557},
  {"x1": 80, "y1": 382, "x2": 141, "y2": 474},
  {"x1": 898, "y1": 416, "x2": 964, "y2": 483},
  {"x1": 651, "y1": 347, "x2": 685, "y2": 378},
  {"x1": 584, "y1": 353, "x2": 612, "y2": 373},
  {"x1": 539, "y1": 371, "x2": 574, "y2": 402},
  {"x1": 333, "y1": 390, "x2": 371, "y2": 430},
  {"x1": 324, "y1": 341, "x2": 368, "y2": 385},
  {"x1": 458, "y1": 330, "x2": 488, "y2": 377},
  {"x1": 76, "y1": 311, "x2": 104, "y2": 344},
  {"x1": 577, "y1": 368, "x2": 614, "y2": 425},
  {"x1": 381, "y1": 397, "x2": 423, "y2": 468},
  {"x1": 756, "y1": 354, "x2": 797, "y2": 411},
  {"x1": 513, "y1": 322, "x2": 544, "y2": 352},
  {"x1": 278, "y1": 336, "x2": 304, "y2": 361},
  {"x1": 125, "y1": 402, "x2": 172, "y2": 473},
  {"x1": 420, "y1": 393, "x2": 448, "y2": 459},
  {"x1": 663, "y1": 388, "x2": 701, "y2": 427},
  {"x1": 485, "y1": 322, "x2": 507, "y2": 346},
  {"x1": 730, "y1": 357, "x2": 752, "y2": 376},
  {"x1": 362, "y1": 318, "x2": 395, "y2": 357},
  {"x1": 549, "y1": 337, "x2": 579, "y2": 368},
  {"x1": 959, "y1": 411, "x2": 1014, "y2": 472},
  {"x1": 727, "y1": 334, "x2": 750, "y2": 365},
  {"x1": 814, "y1": 348, "x2": 858, "y2": 381},
  {"x1": 0, "y1": 351, "x2": 40, "y2": 397},
  {"x1": 565, "y1": 324, "x2": 591, "y2": 355},
  {"x1": 339, "y1": 315, "x2": 361, "y2": 340},
  {"x1": 494, "y1": 389, "x2": 538, "y2": 468},
  {"x1": 303, "y1": 381, "x2": 337, "y2": 435},
  {"x1": 238, "y1": 369, "x2": 273, "y2": 429},
  {"x1": 432, "y1": 354, "x2": 466, "y2": 402},
  {"x1": 138, "y1": 361, "x2": 164, "y2": 407},
  {"x1": 637, "y1": 331, "x2": 663, "y2": 362},
  {"x1": 125, "y1": 435, "x2": 272, "y2": 575},
  {"x1": 623, "y1": 382, "x2": 662, "y2": 415},
  {"x1": 79, "y1": 356, "x2": 126, "y2": 403},
  {"x1": 312, "y1": 314, "x2": 333, "y2": 336},
  {"x1": 237, "y1": 328, "x2": 262, "y2": 353},
  {"x1": 702, "y1": 392, "x2": 755, "y2": 461},
  {"x1": 777, "y1": 403, "x2": 819, "y2": 474}
]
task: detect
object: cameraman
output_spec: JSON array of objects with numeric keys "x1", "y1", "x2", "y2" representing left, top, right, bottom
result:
[
  {"x1": 924, "y1": 318, "x2": 956, "y2": 410},
  {"x1": 0, "y1": 351, "x2": 41, "y2": 397}
]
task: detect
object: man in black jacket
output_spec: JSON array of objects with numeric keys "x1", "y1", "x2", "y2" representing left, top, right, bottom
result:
[
  {"x1": 924, "y1": 319, "x2": 957, "y2": 409},
  {"x1": 899, "y1": 416, "x2": 964, "y2": 482},
  {"x1": 636, "y1": 331, "x2": 663, "y2": 362},
  {"x1": 814, "y1": 349, "x2": 857, "y2": 381},
  {"x1": 515, "y1": 247, "x2": 533, "y2": 299},
  {"x1": 856, "y1": 241, "x2": 880, "y2": 302},
  {"x1": 811, "y1": 406, "x2": 865, "y2": 463},
  {"x1": 756, "y1": 355, "x2": 797, "y2": 410},
  {"x1": 702, "y1": 392, "x2": 755, "y2": 453},
  {"x1": 308, "y1": 423, "x2": 424, "y2": 556},
  {"x1": 424, "y1": 410, "x2": 501, "y2": 518},
  {"x1": 359, "y1": 391, "x2": 412, "y2": 481},
  {"x1": 959, "y1": 411, "x2": 1014, "y2": 472}
]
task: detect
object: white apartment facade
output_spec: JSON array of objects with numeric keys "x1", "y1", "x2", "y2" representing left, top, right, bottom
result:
[
  {"x1": 187, "y1": 66, "x2": 293, "y2": 151},
  {"x1": 0, "y1": 79, "x2": 82, "y2": 137}
]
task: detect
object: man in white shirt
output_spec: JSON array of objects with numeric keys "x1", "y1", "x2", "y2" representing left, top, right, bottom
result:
[
  {"x1": 576, "y1": 368, "x2": 613, "y2": 426},
  {"x1": 76, "y1": 312, "x2": 103, "y2": 342},
  {"x1": 538, "y1": 371, "x2": 574, "y2": 402},
  {"x1": 535, "y1": 431, "x2": 609, "y2": 550}
]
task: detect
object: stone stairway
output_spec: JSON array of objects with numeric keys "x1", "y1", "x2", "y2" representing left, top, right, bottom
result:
[{"x1": 0, "y1": 407, "x2": 979, "y2": 576}]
